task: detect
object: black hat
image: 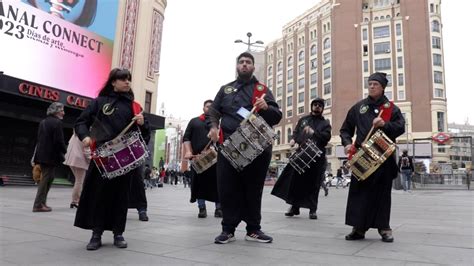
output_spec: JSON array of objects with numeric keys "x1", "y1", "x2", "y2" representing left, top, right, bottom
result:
[
  {"x1": 368, "y1": 72, "x2": 388, "y2": 88},
  {"x1": 311, "y1": 97, "x2": 325, "y2": 108}
]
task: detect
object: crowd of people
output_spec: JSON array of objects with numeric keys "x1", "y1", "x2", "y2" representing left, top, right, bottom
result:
[{"x1": 29, "y1": 52, "x2": 407, "y2": 250}]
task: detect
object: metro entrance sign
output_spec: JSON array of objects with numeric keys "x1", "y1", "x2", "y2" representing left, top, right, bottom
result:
[{"x1": 432, "y1": 132, "x2": 451, "y2": 144}]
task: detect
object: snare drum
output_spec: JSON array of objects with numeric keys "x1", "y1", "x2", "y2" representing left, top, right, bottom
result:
[
  {"x1": 220, "y1": 114, "x2": 276, "y2": 171},
  {"x1": 346, "y1": 130, "x2": 396, "y2": 181},
  {"x1": 288, "y1": 139, "x2": 323, "y2": 174},
  {"x1": 191, "y1": 148, "x2": 218, "y2": 174},
  {"x1": 93, "y1": 130, "x2": 149, "y2": 179}
]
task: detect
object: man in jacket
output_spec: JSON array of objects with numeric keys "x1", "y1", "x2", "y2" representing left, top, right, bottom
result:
[
  {"x1": 32, "y1": 102, "x2": 67, "y2": 212},
  {"x1": 398, "y1": 150, "x2": 414, "y2": 192}
]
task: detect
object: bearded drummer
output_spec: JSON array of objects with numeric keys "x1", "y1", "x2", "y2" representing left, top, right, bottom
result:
[
  {"x1": 207, "y1": 52, "x2": 282, "y2": 244},
  {"x1": 339, "y1": 72, "x2": 405, "y2": 243},
  {"x1": 271, "y1": 98, "x2": 331, "y2": 220},
  {"x1": 182, "y1": 99, "x2": 222, "y2": 219}
]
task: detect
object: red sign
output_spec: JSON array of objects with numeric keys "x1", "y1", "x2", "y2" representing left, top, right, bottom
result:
[
  {"x1": 18, "y1": 82, "x2": 90, "y2": 109},
  {"x1": 432, "y1": 132, "x2": 451, "y2": 144}
]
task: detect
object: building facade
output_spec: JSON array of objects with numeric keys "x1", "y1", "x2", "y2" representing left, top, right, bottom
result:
[
  {"x1": 264, "y1": 0, "x2": 447, "y2": 172},
  {"x1": 0, "y1": 0, "x2": 166, "y2": 176},
  {"x1": 448, "y1": 122, "x2": 474, "y2": 170}
]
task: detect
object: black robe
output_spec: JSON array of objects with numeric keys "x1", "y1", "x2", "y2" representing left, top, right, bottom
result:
[
  {"x1": 340, "y1": 95, "x2": 405, "y2": 230},
  {"x1": 183, "y1": 116, "x2": 218, "y2": 203},
  {"x1": 74, "y1": 92, "x2": 150, "y2": 233},
  {"x1": 271, "y1": 114, "x2": 331, "y2": 210}
]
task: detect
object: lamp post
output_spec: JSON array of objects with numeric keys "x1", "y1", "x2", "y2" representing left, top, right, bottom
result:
[{"x1": 234, "y1": 32, "x2": 264, "y2": 51}]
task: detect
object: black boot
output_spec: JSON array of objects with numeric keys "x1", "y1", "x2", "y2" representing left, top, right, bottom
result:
[
  {"x1": 86, "y1": 231, "x2": 102, "y2": 250},
  {"x1": 285, "y1": 206, "x2": 300, "y2": 217},
  {"x1": 214, "y1": 208, "x2": 223, "y2": 218},
  {"x1": 113, "y1": 234, "x2": 128, "y2": 248},
  {"x1": 198, "y1": 207, "x2": 207, "y2": 218},
  {"x1": 309, "y1": 210, "x2": 318, "y2": 220}
]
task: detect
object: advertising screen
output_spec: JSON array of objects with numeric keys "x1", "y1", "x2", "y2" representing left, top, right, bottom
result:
[{"x1": 0, "y1": 0, "x2": 119, "y2": 98}]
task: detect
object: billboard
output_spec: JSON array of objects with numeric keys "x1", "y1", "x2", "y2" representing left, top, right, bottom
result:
[{"x1": 0, "y1": 0, "x2": 119, "y2": 98}]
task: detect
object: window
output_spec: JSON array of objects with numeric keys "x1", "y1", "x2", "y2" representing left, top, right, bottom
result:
[
  {"x1": 287, "y1": 83, "x2": 293, "y2": 93},
  {"x1": 397, "y1": 56, "x2": 403, "y2": 68},
  {"x1": 288, "y1": 56, "x2": 293, "y2": 67},
  {"x1": 267, "y1": 66, "x2": 273, "y2": 76},
  {"x1": 325, "y1": 98, "x2": 332, "y2": 107},
  {"x1": 363, "y1": 44, "x2": 368, "y2": 55},
  {"x1": 277, "y1": 61, "x2": 283, "y2": 72},
  {"x1": 397, "y1": 40, "x2": 402, "y2": 51},
  {"x1": 326, "y1": 147, "x2": 332, "y2": 156},
  {"x1": 396, "y1": 24, "x2": 401, "y2": 36},
  {"x1": 398, "y1": 73, "x2": 404, "y2": 86},
  {"x1": 374, "y1": 26, "x2": 390, "y2": 38},
  {"x1": 374, "y1": 42, "x2": 390, "y2": 54},
  {"x1": 323, "y1": 52, "x2": 331, "y2": 64},
  {"x1": 298, "y1": 50, "x2": 305, "y2": 61},
  {"x1": 323, "y1": 67, "x2": 331, "y2": 79},
  {"x1": 145, "y1": 91, "x2": 152, "y2": 113},
  {"x1": 298, "y1": 64, "x2": 305, "y2": 75},
  {"x1": 276, "y1": 86, "x2": 282, "y2": 97},
  {"x1": 324, "y1": 83, "x2": 331, "y2": 94},
  {"x1": 432, "y1": 20, "x2": 440, "y2": 32},
  {"x1": 298, "y1": 78, "x2": 305, "y2": 89},
  {"x1": 287, "y1": 69, "x2": 293, "y2": 80},
  {"x1": 437, "y1": 112, "x2": 445, "y2": 132},
  {"x1": 430, "y1": 3, "x2": 434, "y2": 13},
  {"x1": 287, "y1": 96, "x2": 293, "y2": 107},
  {"x1": 432, "y1": 36, "x2": 441, "y2": 49},
  {"x1": 310, "y1": 88, "x2": 317, "y2": 98},
  {"x1": 311, "y1": 73, "x2": 317, "y2": 84},
  {"x1": 323, "y1": 38, "x2": 331, "y2": 49},
  {"x1": 277, "y1": 99, "x2": 282, "y2": 107},
  {"x1": 362, "y1": 29, "x2": 368, "y2": 41},
  {"x1": 298, "y1": 92, "x2": 304, "y2": 103},
  {"x1": 398, "y1": 90, "x2": 405, "y2": 100},
  {"x1": 276, "y1": 130, "x2": 281, "y2": 145},
  {"x1": 374, "y1": 58, "x2": 391, "y2": 71},
  {"x1": 433, "y1": 54, "x2": 442, "y2": 66},
  {"x1": 287, "y1": 110, "x2": 293, "y2": 118},
  {"x1": 311, "y1": 59, "x2": 317, "y2": 70},
  {"x1": 435, "y1": 88, "x2": 444, "y2": 98},
  {"x1": 434, "y1": 71, "x2": 443, "y2": 84},
  {"x1": 364, "y1": 60, "x2": 368, "y2": 72},
  {"x1": 298, "y1": 106, "x2": 304, "y2": 114},
  {"x1": 386, "y1": 74, "x2": 392, "y2": 87},
  {"x1": 364, "y1": 77, "x2": 369, "y2": 88},
  {"x1": 311, "y1": 44, "x2": 317, "y2": 56},
  {"x1": 287, "y1": 128, "x2": 292, "y2": 143},
  {"x1": 385, "y1": 91, "x2": 392, "y2": 100}
]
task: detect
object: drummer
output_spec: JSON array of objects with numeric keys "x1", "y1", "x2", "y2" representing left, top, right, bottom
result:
[
  {"x1": 182, "y1": 99, "x2": 222, "y2": 219},
  {"x1": 340, "y1": 72, "x2": 405, "y2": 243},
  {"x1": 271, "y1": 98, "x2": 331, "y2": 220},
  {"x1": 74, "y1": 68, "x2": 150, "y2": 250},
  {"x1": 207, "y1": 52, "x2": 282, "y2": 244}
]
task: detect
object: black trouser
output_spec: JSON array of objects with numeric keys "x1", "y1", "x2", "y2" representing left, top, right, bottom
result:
[
  {"x1": 217, "y1": 148, "x2": 272, "y2": 234},
  {"x1": 33, "y1": 165, "x2": 55, "y2": 208}
]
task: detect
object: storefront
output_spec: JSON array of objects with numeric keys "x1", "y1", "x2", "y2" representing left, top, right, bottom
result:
[{"x1": 0, "y1": 73, "x2": 164, "y2": 178}]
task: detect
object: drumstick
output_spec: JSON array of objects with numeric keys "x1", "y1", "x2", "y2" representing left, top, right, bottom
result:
[
  {"x1": 362, "y1": 109, "x2": 384, "y2": 144},
  {"x1": 240, "y1": 94, "x2": 266, "y2": 126},
  {"x1": 116, "y1": 112, "x2": 143, "y2": 139}
]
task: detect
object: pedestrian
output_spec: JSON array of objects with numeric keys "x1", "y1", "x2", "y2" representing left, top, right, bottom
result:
[
  {"x1": 207, "y1": 52, "x2": 282, "y2": 244},
  {"x1": 398, "y1": 150, "x2": 414, "y2": 192},
  {"x1": 336, "y1": 167, "x2": 344, "y2": 188},
  {"x1": 271, "y1": 98, "x2": 331, "y2": 220},
  {"x1": 340, "y1": 72, "x2": 405, "y2": 243},
  {"x1": 64, "y1": 133, "x2": 91, "y2": 209},
  {"x1": 73, "y1": 68, "x2": 150, "y2": 250},
  {"x1": 183, "y1": 100, "x2": 222, "y2": 219},
  {"x1": 128, "y1": 165, "x2": 150, "y2": 222},
  {"x1": 32, "y1": 102, "x2": 67, "y2": 212}
]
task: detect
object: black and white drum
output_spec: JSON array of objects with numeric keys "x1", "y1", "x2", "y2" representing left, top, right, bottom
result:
[
  {"x1": 288, "y1": 139, "x2": 323, "y2": 174},
  {"x1": 220, "y1": 114, "x2": 276, "y2": 171}
]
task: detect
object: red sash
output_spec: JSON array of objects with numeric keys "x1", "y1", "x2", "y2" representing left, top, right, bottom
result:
[
  {"x1": 379, "y1": 101, "x2": 394, "y2": 122},
  {"x1": 251, "y1": 83, "x2": 268, "y2": 112}
]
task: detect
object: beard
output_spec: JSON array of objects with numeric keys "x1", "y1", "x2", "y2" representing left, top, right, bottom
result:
[{"x1": 237, "y1": 69, "x2": 253, "y2": 80}]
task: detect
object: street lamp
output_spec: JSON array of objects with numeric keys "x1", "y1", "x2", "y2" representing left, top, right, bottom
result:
[{"x1": 234, "y1": 32, "x2": 264, "y2": 51}]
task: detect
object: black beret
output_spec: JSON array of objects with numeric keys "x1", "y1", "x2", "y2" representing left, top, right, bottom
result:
[
  {"x1": 368, "y1": 72, "x2": 388, "y2": 88},
  {"x1": 311, "y1": 97, "x2": 325, "y2": 108}
]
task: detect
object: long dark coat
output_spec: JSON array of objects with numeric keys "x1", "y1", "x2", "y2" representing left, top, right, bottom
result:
[
  {"x1": 74, "y1": 91, "x2": 150, "y2": 233},
  {"x1": 183, "y1": 116, "x2": 218, "y2": 203},
  {"x1": 340, "y1": 95, "x2": 405, "y2": 230},
  {"x1": 271, "y1": 114, "x2": 331, "y2": 210},
  {"x1": 34, "y1": 115, "x2": 67, "y2": 166}
]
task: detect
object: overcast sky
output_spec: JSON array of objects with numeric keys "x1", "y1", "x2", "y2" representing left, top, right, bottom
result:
[{"x1": 157, "y1": 0, "x2": 472, "y2": 125}]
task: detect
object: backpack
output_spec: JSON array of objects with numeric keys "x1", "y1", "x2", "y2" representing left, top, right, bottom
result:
[{"x1": 401, "y1": 156, "x2": 410, "y2": 168}]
